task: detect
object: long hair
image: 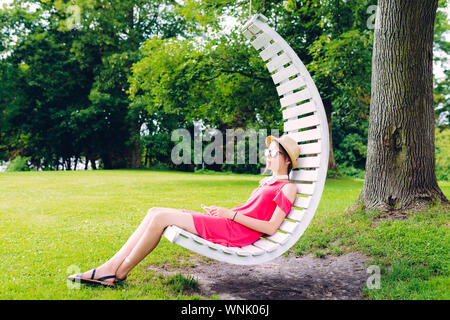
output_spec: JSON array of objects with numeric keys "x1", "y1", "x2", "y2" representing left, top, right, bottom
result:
[{"x1": 263, "y1": 141, "x2": 293, "y2": 177}]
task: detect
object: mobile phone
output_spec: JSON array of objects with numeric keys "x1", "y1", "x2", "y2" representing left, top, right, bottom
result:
[{"x1": 201, "y1": 204, "x2": 211, "y2": 213}]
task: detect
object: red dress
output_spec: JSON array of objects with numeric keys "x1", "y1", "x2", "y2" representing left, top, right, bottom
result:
[{"x1": 180, "y1": 181, "x2": 294, "y2": 247}]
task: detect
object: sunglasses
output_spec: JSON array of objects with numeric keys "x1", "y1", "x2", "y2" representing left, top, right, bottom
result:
[{"x1": 264, "y1": 148, "x2": 281, "y2": 158}]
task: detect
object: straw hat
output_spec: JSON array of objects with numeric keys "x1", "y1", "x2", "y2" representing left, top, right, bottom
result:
[{"x1": 265, "y1": 134, "x2": 300, "y2": 168}]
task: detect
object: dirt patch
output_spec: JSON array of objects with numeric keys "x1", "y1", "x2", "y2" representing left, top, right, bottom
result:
[{"x1": 147, "y1": 251, "x2": 369, "y2": 300}]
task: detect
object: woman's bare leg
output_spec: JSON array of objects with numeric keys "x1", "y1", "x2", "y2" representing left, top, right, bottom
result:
[
  {"x1": 102, "y1": 207, "x2": 187, "y2": 272},
  {"x1": 77, "y1": 207, "x2": 197, "y2": 283},
  {"x1": 114, "y1": 210, "x2": 198, "y2": 281}
]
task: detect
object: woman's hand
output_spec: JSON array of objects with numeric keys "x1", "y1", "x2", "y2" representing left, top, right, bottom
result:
[{"x1": 207, "y1": 206, "x2": 235, "y2": 219}]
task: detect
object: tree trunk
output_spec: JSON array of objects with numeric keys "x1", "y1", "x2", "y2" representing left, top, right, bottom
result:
[
  {"x1": 353, "y1": 0, "x2": 448, "y2": 213},
  {"x1": 65, "y1": 158, "x2": 71, "y2": 170},
  {"x1": 324, "y1": 100, "x2": 338, "y2": 171},
  {"x1": 129, "y1": 135, "x2": 142, "y2": 168},
  {"x1": 91, "y1": 159, "x2": 97, "y2": 170},
  {"x1": 144, "y1": 148, "x2": 149, "y2": 167}
]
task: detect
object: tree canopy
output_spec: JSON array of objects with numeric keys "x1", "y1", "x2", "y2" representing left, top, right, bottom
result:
[{"x1": 0, "y1": 0, "x2": 448, "y2": 175}]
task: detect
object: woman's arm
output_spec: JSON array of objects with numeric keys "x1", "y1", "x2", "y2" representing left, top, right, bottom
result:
[
  {"x1": 232, "y1": 207, "x2": 284, "y2": 236},
  {"x1": 209, "y1": 183, "x2": 297, "y2": 236}
]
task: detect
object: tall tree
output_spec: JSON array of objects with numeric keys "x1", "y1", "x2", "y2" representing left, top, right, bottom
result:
[
  {"x1": 354, "y1": 0, "x2": 448, "y2": 213},
  {"x1": 0, "y1": 0, "x2": 199, "y2": 169}
]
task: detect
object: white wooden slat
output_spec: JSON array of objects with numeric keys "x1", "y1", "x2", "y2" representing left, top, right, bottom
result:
[
  {"x1": 260, "y1": 42, "x2": 282, "y2": 61},
  {"x1": 279, "y1": 220, "x2": 298, "y2": 233},
  {"x1": 219, "y1": 246, "x2": 235, "y2": 255},
  {"x1": 251, "y1": 32, "x2": 272, "y2": 50},
  {"x1": 163, "y1": 225, "x2": 180, "y2": 242},
  {"x1": 248, "y1": 24, "x2": 262, "y2": 34},
  {"x1": 291, "y1": 169, "x2": 319, "y2": 182},
  {"x1": 276, "y1": 77, "x2": 306, "y2": 96},
  {"x1": 239, "y1": 244, "x2": 266, "y2": 256},
  {"x1": 299, "y1": 141, "x2": 322, "y2": 154},
  {"x1": 227, "y1": 247, "x2": 251, "y2": 257},
  {"x1": 293, "y1": 182, "x2": 315, "y2": 195},
  {"x1": 280, "y1": 88, "x2": 312, "y2": 108},
  {"x1": 206, "y1": 243, "x2": 219, "y2": 251},
  {"x1": 293, "y1": 196, "x2": 311, "y2": 209},
  {"x1": 264, "y1": 231, "x2": 290, "y2": 244},
  {"x1": 283, "y1": 101, "x2": 316, "y2": 119},
  {"x1": 290, "y1": 127, "x2": 321, "y2": 143},
  {"x1": 266, "y1": 52, "x2": 292, "y2": 73},
  {"x1": 284, "y1": 114, "x2": 320, "y2": 132},
  {"x1": 178, "y1": 232, "x2": 189, "y2": 239},
  {"x1": 191, "y1": 234, "x2": 208, "y2": 245},
  {"x1": 287, "y1": 209, "x2": 306, "y2": 221},
  {"x1": 297, "y1": 155, "x2": 321, "y2": 168},
  {"x1": 174, "y1": 227, "x2": 189, "y2": 239},
  {"x1": 242, "y1": 29, "x2": 254, "y2": 40},
  {"x1": 272, "y1": 64, "x2": 300, "y2": 84},
  {"x1": 253, "y1": 238, "x2": 279, "y2": 252}
]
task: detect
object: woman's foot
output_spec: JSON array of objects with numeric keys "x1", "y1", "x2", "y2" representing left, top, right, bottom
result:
[
  {"x1": 115, "y1": 267, "x2": 128, "y2": 283},
  {"x1": 113, "y1": 256, "x2": 133, "y2": 282},
  {"x1": 79, "y1": 265, "x2": 117, "y2": 284}
]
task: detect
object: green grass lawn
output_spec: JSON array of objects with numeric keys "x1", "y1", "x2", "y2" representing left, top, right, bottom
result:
[{"x1": 0, "y1": 169, "x2": 448, "y2": 300}]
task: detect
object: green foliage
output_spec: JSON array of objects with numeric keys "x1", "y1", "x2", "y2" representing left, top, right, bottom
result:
[
  {"x1": 433, "y1": 1, "x2": 448, "y2": 128},
  {"x1": 162, "y1": 273, "x2": 199, "y2": 295},
  {"x1": 333, "y1": 126, "x2": 368, "y2": 170},
  {"x1": 326, "y1": 169, "x2": 343, "y2": 179},
  {"x1": 1, "y1": 0, "x2": 447, "y2": 177},
  {"x1": 336, "y1": 164, "x2": 366, "y2": 180},
  {"x1": 0, "y1": 0, "x2": 202, "y2": 169},
  {"x1": 5, "y1": 156, "x2": 31, "y2": 172},
  {"x1": 309, "y1": 28, "x2": 372, "y2": 170},
  {"x1": 434, "y1": 69, "x2": 449, "y2": 127},
  {"x1": 435, "y1": 127, "x2": 450, "y2": 181},
  {"x1": 434, "y1": 0, "x2": 450, "y2": 61},
  {"x1": 129, "y1": 32, "x2": 280, "y2": 128}
]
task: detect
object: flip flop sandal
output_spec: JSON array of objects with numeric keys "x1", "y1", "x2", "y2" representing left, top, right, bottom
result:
[
  {"x1": 115, "y1": 275, "x2": 127, "y2": 283},
  {"x1": 68, "y1": 268, "x2": 116, "y2": 287}
]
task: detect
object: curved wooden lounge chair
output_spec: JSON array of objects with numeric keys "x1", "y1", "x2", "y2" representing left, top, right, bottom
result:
[{"x1": 163, "y1": 14, "x2": 329, "y2": 265}]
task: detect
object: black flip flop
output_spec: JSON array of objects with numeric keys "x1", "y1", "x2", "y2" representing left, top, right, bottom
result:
[{"x1": 68, "y1": 268, "x2": 117, "y2": 287}]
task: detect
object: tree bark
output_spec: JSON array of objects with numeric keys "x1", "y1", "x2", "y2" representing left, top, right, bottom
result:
[
  {"x1": 129, "y1": 137, "x2": 142, "y2": 168},
  {"x1": 128, "y1": 123, "x2": 143, "y2": 168},
  {"x1": 65, "y1": 158, "x2": 71, "y2": 170},
  {"x1": 91, "y1": 159, "x2": 97, "y2": 170},
  {"x1": 324, "y1": 100, "x2": 338, "y2": 171},
  {"x1": 353, "y1": 0, "x2": 448, "y2": 213}
]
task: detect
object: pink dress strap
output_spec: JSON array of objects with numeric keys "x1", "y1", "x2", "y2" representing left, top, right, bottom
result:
[{"x1": 273, "y1": 182, "x2": 295, "y2": 215}]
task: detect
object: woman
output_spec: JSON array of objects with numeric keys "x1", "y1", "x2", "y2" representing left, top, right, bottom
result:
[{"x1": 68, "y1": 134, "x2": 300, "y2": 287}]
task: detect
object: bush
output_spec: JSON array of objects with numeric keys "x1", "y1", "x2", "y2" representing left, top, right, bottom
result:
[
  {"x1": 327, "y1": 169, "x2": 343, "y2": 179},
  {"x1": 6, "y1": 156, "x2": 31, "y2": 172},
  {"x1": 337, "y1": 164, "x2": 366, "y2": 179},
  {"x1": 435, "y1": 127, "x2": 449, "y2": 181}
]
